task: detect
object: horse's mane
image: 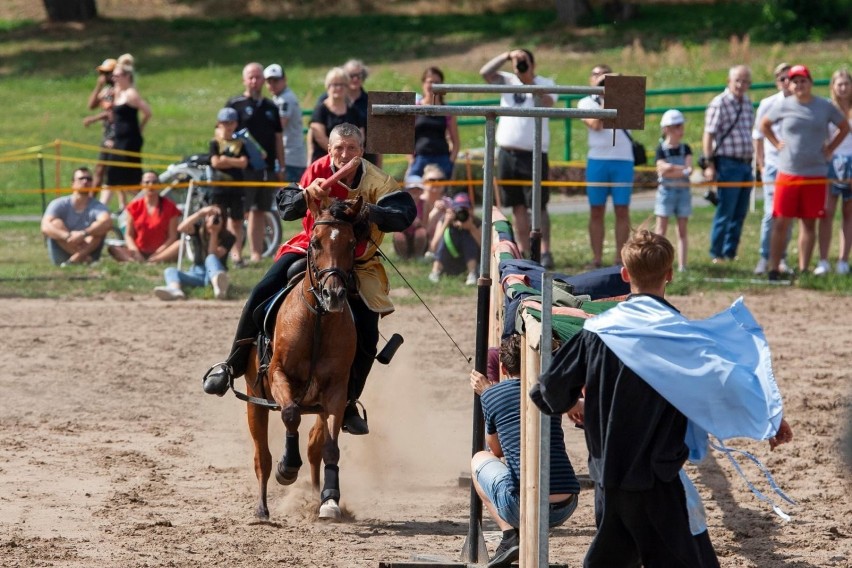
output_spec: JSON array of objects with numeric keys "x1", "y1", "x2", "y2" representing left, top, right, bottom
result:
[{"x1": 326, "y1": 198, "x2": 371, "y2": 242}]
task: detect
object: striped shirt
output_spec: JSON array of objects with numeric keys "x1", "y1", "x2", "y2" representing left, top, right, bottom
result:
[
  {"x1": 704, "y1": 88, "x2": 755, "y2": 160},
  {"x1": 481, "y1": 379, "x2": 580, "y2": 495}
]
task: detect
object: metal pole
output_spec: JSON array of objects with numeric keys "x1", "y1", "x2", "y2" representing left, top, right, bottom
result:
[
  {"x1": 538, "y1": 272, "x2": 554, "y2": 567},
  {"x1": 38, "y1": 153, "x2": 47, "y2": 213},
  {"x1": 462, "y1": 114, "x2": 497, "y2": 565},
  {"x1": 530, "y1": 117, "x2": 543, "y2": 264},
  {"x1": 177, "y1": 181, "x2": 194, "y2": 271},
  {"x1": 433, "y1": 84, "x2": 604, "y2": 97}
]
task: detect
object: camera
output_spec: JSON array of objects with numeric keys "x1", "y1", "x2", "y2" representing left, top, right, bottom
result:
[
  {"x1": 515, "y1": 59, "x2": 529, "y2": 74},
  {"x1": 703, "y1": 190, "x2": 719, "y2": 207},
  {"x1": 697, "y1": 155, "x2": 712, "y2": 170},
  {"x1": 212, "y1": 214, "x2": 221, "y2": 225},
  {"x1": 455, "y1": 208, "x2": 469, "y2": 223}
]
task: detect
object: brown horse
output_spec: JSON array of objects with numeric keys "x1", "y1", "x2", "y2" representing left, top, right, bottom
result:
[{"x1": 244, "y1": 196, "x2": 370, "y2": 521}]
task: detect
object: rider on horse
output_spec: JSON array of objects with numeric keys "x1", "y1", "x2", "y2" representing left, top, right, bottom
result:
[{"x1": 202, "y1": 123, "x2": 416, "y2": 435}]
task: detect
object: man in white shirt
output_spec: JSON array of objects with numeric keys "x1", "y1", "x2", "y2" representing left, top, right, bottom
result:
[
  {"x1": 264, "y1": 63, "x2": 308, "y2": 182},
  {"x1": 480, "y1": 49, "x2": 557, "y2": 269},
  {"x1": 577, "y1": 65, "x2": 635, "y2": 268}
]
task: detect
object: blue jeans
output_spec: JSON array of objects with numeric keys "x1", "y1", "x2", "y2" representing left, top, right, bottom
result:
[
  {"x1": 164, "y1": 254, "x2": 224, "y2": 289},
  {"x1": 758, "y1": 164, "x2": 792, "y2": 260},
  {"x1": 283, "y1": 165, "x2": 306, "y2": 184},
  {"x1": 475, "y1": 457, "x2": 577, "y2": 529},
  {"x1": 709, "y1": 156, "x2": 753, "y2": 259},
  {"x1": 408, "y1": 154, "x2": 454, "y2": 180}
]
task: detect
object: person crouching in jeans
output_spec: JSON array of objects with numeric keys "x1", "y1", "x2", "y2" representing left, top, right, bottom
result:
[
  {"x1": 154, "y1": 205, "x2": 235, "y2": 300},
  {"x1": 428, "y1": 192, "x2": 481, "y2": 285}
]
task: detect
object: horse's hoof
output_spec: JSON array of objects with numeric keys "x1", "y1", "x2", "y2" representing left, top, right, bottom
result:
[
  {"x1": 255, "y1": 505, "x2": 270, "y2": 521},
  {"x1": 275, "y1": 466, "x2": 299, "y2": 486},
  {"x1": 318, "y1": 498, "x2": 342, "y2": 521}
]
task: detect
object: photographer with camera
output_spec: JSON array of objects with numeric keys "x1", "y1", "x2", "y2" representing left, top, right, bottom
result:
[
  {"x1": 481, "y1": 48, "x2": 557, "y2": 269},
  {"x1": 154, "y1": 204, "x2": 235, "y2": 301},
  {"x1": 428, "y1": 192, "x2": 481, "y2": 285}
]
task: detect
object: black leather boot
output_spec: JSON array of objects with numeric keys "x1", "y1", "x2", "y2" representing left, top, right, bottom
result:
[{"x1": 202, "y1": 363, "x2": 232, "y2": 396}]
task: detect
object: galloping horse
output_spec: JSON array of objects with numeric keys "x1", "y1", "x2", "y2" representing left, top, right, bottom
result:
[{"x1": 244, "y1": 196, "x2": 370, "y2": 521}]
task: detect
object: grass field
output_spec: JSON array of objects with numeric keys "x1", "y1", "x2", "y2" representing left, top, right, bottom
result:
[{"x1": 1, "y1": 4, "x2": 851, "y2": 297}]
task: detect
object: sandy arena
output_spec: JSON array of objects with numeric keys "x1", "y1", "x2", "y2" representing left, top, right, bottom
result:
[{"x1": 0, "y1": 289, "x2": 850, "y2": 567}]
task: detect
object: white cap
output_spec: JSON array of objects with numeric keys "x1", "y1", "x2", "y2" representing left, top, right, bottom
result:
[
  {"x1": 660, "y1": 109, "x2": 685, "y2": 127},
  {"x1": 263, "y1": 64, "x2": 284, "y2": 79}
]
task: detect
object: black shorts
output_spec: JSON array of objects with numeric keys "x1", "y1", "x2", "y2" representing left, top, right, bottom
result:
[
  {"x1": 209, "y1": 190, "x2": 245, "y2": 221},
  {"x1": 497, "y1": 148, "x2": 550, "y2": 208},
  {"x1": 242, "y1": 168, "x2": 275, "y2": 212}
]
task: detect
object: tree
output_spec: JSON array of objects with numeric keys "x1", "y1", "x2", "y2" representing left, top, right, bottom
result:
[
  {"x1": 555, "y1": 0, "x2": 591, "y2": 25},
  {"x1": 43, "y1": 0, "x2": 98, "y2": 22}
]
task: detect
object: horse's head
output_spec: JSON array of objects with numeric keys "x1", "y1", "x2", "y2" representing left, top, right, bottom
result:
[{"x1": 307, "y1": 196, "x2": 369, "y2": 313}]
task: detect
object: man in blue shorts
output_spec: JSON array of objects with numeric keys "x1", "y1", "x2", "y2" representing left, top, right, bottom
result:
[
  {"x1": 469, "y1": 334, "x2": 580, "y2": 567},
  {"x1": 578, "y1": 65, "x2": 635, "y2": 268}
]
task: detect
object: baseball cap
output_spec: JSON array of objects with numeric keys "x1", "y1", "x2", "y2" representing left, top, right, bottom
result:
[
  {"x1": 404, "y1": 174, "x2": 424, "y2": 190},
  {"x1": 216, "y1": 107, "x2": 239, "y2": 123},
  {"x1": 263, "y1": 64, "x2": 284, "y2": 79},
  {"x1": 452, "y1": 193, "x2": 472, "y2": 211},
  {"x1": 660, "y1": 109, "x2": 685, "y2": 127},
  {"x1": 788, "y1": 65, "x2": 812, "y2": 81},
  {"x1": 96, "y1": 58, "x2": 117, "y2": 73}
]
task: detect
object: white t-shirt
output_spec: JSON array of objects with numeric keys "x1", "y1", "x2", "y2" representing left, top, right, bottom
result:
[
  {"x1": 577, "y1": 95, "x2": 633, "y2": 161},
  {"x1": 493, "y1": 71, "x2": 557, "y2": 152},
  {"x1": 829, "y1": 117, "x2": 852, "y2": 156},
  {"x1": 752, "y1": 91, "x2": 787, "y2": 168},
  {"x1": 272, "y1": 87, "x2": 308, "y2": 168}
]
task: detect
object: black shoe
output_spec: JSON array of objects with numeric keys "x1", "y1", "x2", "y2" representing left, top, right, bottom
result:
[
  {"x1": 540, "y1": 252, "x2": 555, "y2": 270},
  {"x1": 488, "y1": 531, "x2": 520, "y2": 567},
  {"x1": 767, "y1": 270, "x2": 780, "y2": 282},
  {"x1": 342, "y1": 401, "x2": 369, "y2": 435},
  {"x1": 202, "y1": 363, "x2": 232, "y2": 396}
]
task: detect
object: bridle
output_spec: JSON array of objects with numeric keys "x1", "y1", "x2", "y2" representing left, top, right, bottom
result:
[{"x1": 294, "y1": 217, "x2": 356, "y2": 407}]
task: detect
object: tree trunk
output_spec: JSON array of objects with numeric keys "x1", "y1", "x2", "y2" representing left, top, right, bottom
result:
[
  {"x1": 43, "y1": 0, "x2": 98, "y2": 22},
  {"x1": 555, "y1": 0, "x2": 590, "y2": 25}
]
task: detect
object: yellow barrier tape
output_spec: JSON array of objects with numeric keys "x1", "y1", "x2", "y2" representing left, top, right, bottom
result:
[
  {"x1": 0, "y1": 154, "x2": 41, "y2": 164},
  {"x1": 0, "y1": 144, "x2": 51, "y2": 157},
  {"x1": 58, "y1": 140, "x2": 182, "y2": 161}
]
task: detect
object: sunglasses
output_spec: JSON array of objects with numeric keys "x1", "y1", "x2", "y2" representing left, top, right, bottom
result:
[
  {"x1": 424, "y1": 178, "x2": 444, "y2": 182},
  {"x1": 75, "y1": 176, "x2": 93, "y2": 182},
  {"x1": 349, "y1": 72, "x2": 365, "y2": 80}
]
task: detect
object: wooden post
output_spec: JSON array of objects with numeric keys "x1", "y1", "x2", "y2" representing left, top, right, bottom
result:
[{"x1": 520, "y1": 334, "x2": 542, "y2": 566}]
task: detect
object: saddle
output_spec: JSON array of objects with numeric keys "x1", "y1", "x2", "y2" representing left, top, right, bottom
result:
[{"x1": 252, "y1": 257, "x2": 308, "y2": 339}]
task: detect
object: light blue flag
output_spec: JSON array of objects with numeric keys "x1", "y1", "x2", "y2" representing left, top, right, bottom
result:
[{"x1": 584, "y1": 295, "x2": 784, "y2": 461}]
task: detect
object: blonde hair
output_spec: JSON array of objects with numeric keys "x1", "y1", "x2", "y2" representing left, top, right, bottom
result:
[
  {"x1": 422, "y1": 164, "x2": 446, "y2": 181},
  {"x1": 621, "y1": 228, "x2": 674, "y2": 290},
  {"x1": 325, "y1": 67, "x2": 349, "y2": 89},
  {"x1": 830, "y1": 69, "x2": 852, "y2": 116},
  {"x1": 117, "y1": 53, "x2": 134, "y2": 67}
]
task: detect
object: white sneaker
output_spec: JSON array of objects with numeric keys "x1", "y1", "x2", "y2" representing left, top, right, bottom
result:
[
  {"x1": 465, "y1": 272, "x2": 477, "y2": 286},
  {"x1": 154, "y1": 286, "x2": 185, "y2": 301},
  {"x1": 814, "y1": 259, "x2": 831, "y2": 276},
  {"x1": 212, "y1": 271, "x2": 229, "y2": 299},
  {"x1": 779, "y1": 259, "x2": 793, "y2": 274},
  {"x1": 428, "y1": 271, "x2": 440, "y2": 283},
  {"x1": 836, "y1": 260, "x2": 850, "y2": 275},
  {"x1": 753, "y1": 257, "x2": 768, "y2": 275}
]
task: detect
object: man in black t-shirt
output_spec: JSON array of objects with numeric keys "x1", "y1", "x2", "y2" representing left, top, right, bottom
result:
[{"x1": 226, "y1": 62, "x2": 284, "y2": 263}]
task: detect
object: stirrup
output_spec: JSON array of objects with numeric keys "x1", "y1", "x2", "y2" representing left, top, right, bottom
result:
[
  {"x1": 342, "y1": 400, "x2": 369, "y2": 435},
  {"x1": 202, "y1": 361, "x2": 233, "y2": 396}
]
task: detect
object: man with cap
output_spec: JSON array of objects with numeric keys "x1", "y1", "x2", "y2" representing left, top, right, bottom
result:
[
  {"x1": 752, "y1": 63, "x2": 795, "y2": 275},
  {"x1": 702, "y1": 64, "x2": 755, "y2": 263},
  {"x1": 428, "y1": 192, "x2": 481, "y2": 285},
  {"x1": 226, "y1": 62, "x2": 285, "y2": 263},
  {"x1": 760, "y1": 64, "x2": 850, "y2": 279},
  {"x1": 264, "y1": 63, "x2": 308, "y2": 183},
  {"x1": 83, "y1": 58, "x2": 117, "y2": 189}
]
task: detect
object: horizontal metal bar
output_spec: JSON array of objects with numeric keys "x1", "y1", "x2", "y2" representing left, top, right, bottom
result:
[
  {"x1": 433, "y1": 83, "x2": 604, "y2": 96},
  {"x1": 372, "y1": 104, "x2": 616, "y2": 120}
]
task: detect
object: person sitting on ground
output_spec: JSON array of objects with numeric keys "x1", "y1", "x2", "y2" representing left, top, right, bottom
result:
[
  {"x1": 201, "y1": 123, "x2": 416, "y2": 436},
  {"x1": 41, "y1": 167, "x2": 112, "y2": 266},
  {"x1": 108, "y1": 170, "x2": 181, "y2": 263},
  {"x1": 654, "y1": 109, "x2": 693, "y2": 272},
  {"x1": 154, "y1": 205, "x2": 234, "y2": 301},
  {"x1": 470, "y1": 334, "x2": 580, "y2": 568},
  {"x1": 531, "y1": 228, "x2": 794, "y2": 568},
  {"x1": 428, "y1": 192, "x2": 481, "y2": 286},
  {"x1": 209, "y1": 107, "x2": 248, "y2": 264},
  {"x1": 392, "y1": 178, "x2": 428, "y2": 260}
]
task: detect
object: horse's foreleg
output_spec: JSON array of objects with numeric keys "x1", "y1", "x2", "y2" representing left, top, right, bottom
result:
[
  {"x1": 246, "y1": 351, "x2": 272, "y2": 520},
  {"x1": 307, "y1": 415, "x2": 326, "y2": 492},
  {"x1": 318, "y1": 399, "x2": 345, "y2": 521},
  {"x1": 275, "y1": 402, "x2": 302, "y2": 486}
]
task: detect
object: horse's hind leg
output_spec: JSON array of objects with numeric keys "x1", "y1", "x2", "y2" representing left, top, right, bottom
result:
[
  {"x1": 246, "y1": 352, "x2": 272, "y2": 520},
  {"x1": 275, "y1": 402, "x2": 302, "y2": 486}
]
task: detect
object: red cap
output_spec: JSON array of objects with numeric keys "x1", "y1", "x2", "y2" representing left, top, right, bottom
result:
[{"x1": 788, "y1": 65, "x2": 812, "y2": 81}]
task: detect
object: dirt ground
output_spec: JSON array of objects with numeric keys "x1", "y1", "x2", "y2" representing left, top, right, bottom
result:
[{"x1": 0, "y1": 288, "x2": 850, "y2": 568}]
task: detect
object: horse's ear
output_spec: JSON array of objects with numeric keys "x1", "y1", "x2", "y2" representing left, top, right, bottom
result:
[
  {"x1": 346, "y1": 196, "x2": 364, "y2": 217},
  {"x1": 307, "y1": 192, "x2": 322, "y2": 219}
]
